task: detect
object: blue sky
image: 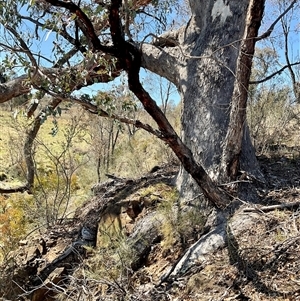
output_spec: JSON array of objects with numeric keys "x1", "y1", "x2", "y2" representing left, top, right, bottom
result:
[
  {"x1": 0, "y1": 1, "x2": 180, "y2": 105},
  {"x1": 259, "y1": 1, "x2": 299, "y2": 63},
  {"x1": 0, "y1": 0, "x2": 299, "y2": 105}
]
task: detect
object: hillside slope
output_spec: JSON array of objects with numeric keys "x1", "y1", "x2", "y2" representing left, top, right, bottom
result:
[{"x1": 1, "y1": 156, "x2": 300, "y2": 301}]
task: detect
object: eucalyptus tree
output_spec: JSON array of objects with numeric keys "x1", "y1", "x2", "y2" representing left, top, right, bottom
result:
[
  {"x1": 2, "y1": 1, "x2": 300, "y2": 297},
  {"x1": 0, "y1": 0, "x2": 298, "y2": 205}
]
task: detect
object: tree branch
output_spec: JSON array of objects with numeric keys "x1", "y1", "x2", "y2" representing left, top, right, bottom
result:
[
  {"x1": 0, "y1": 57, "x2": 121, "y2": 104},
  {"x1": 107, "y1": 0, "x2": 229, "y2": 208},
  {"x1": 256, "y1": 0, "x2": 298, "y2": 41},
  {"x1": 20, "y1": 15, "x2": 87, "y2": 54},
  {"x1": 280, "y1": 12, "x2": 300, "y2": 101},
  {"x1": 140, "y1": 43, "x2": 181, "y2": 87},
  {"x1": 42, "y1": 91, "x2": 164, "y2": 138},
  {"x1": 0, "y1": 76, "x2": 31, "y2": 104},
  {"x1": 0, "y1": 185, "x2": 29, "y2": 194},
  {"x1": 249, "y1": 61, "x2": 300, "y2": 84},
  {"x1": 44, "y1": 0, "x2": 116, "y2": 54},
  {"x1": 243, "y1": 201, "x2": 300, "y2": 213},
  {"x1": 24, "y1": 98, "x2": 62, "y2": 192},
  {"x1": 5, "y1": 25, "x2": 39, "y2": 78}
]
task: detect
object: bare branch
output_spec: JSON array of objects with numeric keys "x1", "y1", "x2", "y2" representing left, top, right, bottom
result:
[
  {"x1": 256, "y1": 0, "x2": 298, "y2": 41},
  {"x1": 249, "y1": 61, "x2": 300, "y2": 84},
  {"x1": 243, "y1": 201, "x2": 300, "y2": 212},
  {"x1": 281, "y1": 17, "x2": 297, "y2": 85},
  {"x1": 136, "y1": 8, "x2": 167, "y2": 26},
  {"x1": 108, "y1": 0, "x2": 229, "y2": 208},
  {"x1": 53, "y1": 47, "x2": 80, "y2": 68},
  {"x1": 44, "y1": 0, "x2": 116, "y2": 54}
]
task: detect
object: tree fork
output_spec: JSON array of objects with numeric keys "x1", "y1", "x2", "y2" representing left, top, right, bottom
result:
[{"x1": 109, "y1": 0, "x2": 230, "y2": 209}]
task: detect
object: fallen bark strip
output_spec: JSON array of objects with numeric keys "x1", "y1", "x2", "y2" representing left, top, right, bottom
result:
[
  {"x1": 0, "y1": 185, "x2": 29, "y2": 194},
  {"x1": 243, "y1": 201, "x2": 300, "y2": 213}
]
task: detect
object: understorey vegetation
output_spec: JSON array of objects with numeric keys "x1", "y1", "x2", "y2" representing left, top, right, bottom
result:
[{"x1": 0, "y1": 0, "x2": 300, "y2": 300}]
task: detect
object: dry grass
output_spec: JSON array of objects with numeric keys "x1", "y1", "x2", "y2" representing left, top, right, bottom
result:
[
  {"x1": 247, "y1": 89, "x2": 300, "y2": 154},
  {"x1": 1, "y1": 91, "x2": 300, "y2": 299},
  {"x1": 0, "y1": 104, "x2": 179, "y2": 256}
]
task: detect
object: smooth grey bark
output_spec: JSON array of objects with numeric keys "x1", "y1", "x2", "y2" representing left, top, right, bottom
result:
[
  {"x1": 0, "y1": 0, "x2": 262, "y2": 204},
  {"x1": 142, "y1": 0, "x2": 262, "y2": 202},
  {"x1": 140, "y1": 41, "x2": 181, "y2": 87},
  {"x1": 179, "y1": 1, "x2": 250, "y2": 197},
  {"x1": 165, "y1": 210, "x2": 263, "y2": 280}
]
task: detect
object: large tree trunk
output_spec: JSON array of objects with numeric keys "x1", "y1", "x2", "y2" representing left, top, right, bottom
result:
[
  {"x1": 176, "y1": 0, "x2": 263, "y2": 202},
  {"x1": 0, "y1": 0, "x2": 264, "y2": 207}
]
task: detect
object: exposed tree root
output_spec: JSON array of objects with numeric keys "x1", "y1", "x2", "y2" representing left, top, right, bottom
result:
[
  {"x1": 158, "y1": 210, "x2": 264, "y2": 284},
  {"x1": 2, "y1": 159, "x2": 299, "y2": 300}
]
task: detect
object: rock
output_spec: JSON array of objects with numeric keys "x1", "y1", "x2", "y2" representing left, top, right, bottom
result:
[
  {"x1": 32, "y1": 267, "x2": 65, "y2": 301},
  {"x1": 0, "y1": 172, "x2": 7, "y2": 181},
  {"x1": 19, "y1": 239, "x2": 28, "y2": 246}
]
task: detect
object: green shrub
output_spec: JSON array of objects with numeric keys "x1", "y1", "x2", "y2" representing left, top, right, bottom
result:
[{"x1": 0, "y1": 194, "x2": 32, "y2": 261}]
